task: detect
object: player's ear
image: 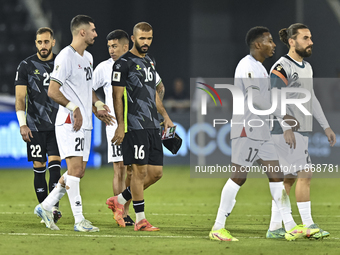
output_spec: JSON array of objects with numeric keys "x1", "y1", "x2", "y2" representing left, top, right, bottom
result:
[
  {"x1": 123, "y1": 44, "x2": 128, "y2": 52},
  {"x1": 131, "y1": 35, "x2": 135, "y2": 43},
  {"x1": 80, "y1": 29, "x2": 85, "y2": 37},
  {"x1": 254, "y1": 41, "x2": 261, "y2": 50},
  {"x1": 52, "y1": 38, "x2": 56, "y2": 47}
]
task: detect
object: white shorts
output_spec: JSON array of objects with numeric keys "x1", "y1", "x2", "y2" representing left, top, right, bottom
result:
[
  {"x1": 55, "y1": 124, "x2": 91, "y2": 161},
  {"x1": 231, "y1": 137, "x2": 278, "y2": 167},
  {"x1": 272, "y1": 133, "x2": 311, "y2": 176},
  {"x1": 106, "y1": 125, "x2": 123, "y2": 163}
]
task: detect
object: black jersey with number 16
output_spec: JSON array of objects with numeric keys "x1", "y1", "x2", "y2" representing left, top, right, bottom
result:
[
  {"x1": 14, "y1": 54, "x2": 59, "y2": 132},
  {"x1": 111, "y1": 51, "x2": 160, "y2": 132}
]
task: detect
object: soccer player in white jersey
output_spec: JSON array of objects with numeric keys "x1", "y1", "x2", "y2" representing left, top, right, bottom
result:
[
  {"x1": 92, "y1": 29, "x2": 133, "y2": 225},
  {"x1": 267, "y1": 23, "x2": 336, "y2": 239},
  {"x1": 34, "y1": 15, "x2": 110, "y2": 232},
  {"x1": 209, "y1": 26, "x2": 320, "y2": 241}
]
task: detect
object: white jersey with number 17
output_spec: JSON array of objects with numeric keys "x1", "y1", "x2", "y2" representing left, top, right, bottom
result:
[
  {"x1": 51, "y1": 45, "x2": 94, "y2": 130},
  {"x1": 231, "y1": 54, "x2": 271, "y2": 141}
]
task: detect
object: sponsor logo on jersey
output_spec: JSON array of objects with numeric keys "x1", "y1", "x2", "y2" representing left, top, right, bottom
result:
[
  {"x1": 55, "y1": 65, "x2": 59, "y2": 71},
  {"x1": 150, "y1": 62, "x2": 155, "y2": 70},
  {"x1": 112, "y1": 71, "x2": 121, "y2": 82},
  {"x1": 115, "y1": 64, "x2": 121, "y2": 69},
  {"x1": 247, "y1": 71, "x2": 253, "y2": 78},
  {"x1": 34, "y1": 69, "x2": 40, "y2": 75},
  {"x1": 78, "y1": 64, "x2": 82, "y2": 69},
  {"x1": 136, "y1": 65, "x2": 141, "y2": 70}
]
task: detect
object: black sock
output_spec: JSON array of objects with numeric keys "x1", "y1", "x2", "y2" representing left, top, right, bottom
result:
[
  {"x1": 122, "y1": 186, "x2": 132, "y2": 201},
  {"x1": 48, "y1": 160, "x2": 61, "y2": 208},
  {"x1": 133, "y1": 200, "x2": 145, "y2": 213},
  {"x1": 33, "y1": 167, "x2": 48, "y2": 203}
]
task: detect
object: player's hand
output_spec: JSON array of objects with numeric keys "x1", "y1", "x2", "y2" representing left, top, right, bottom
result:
[
  {"x1": 325, "y1": 127, "x2": 336, "y2": 147},
  {"x1": 111, "y1": 124, "x2": 125, "y2": 146},
  {"x1": 283, "y1": 114, "x2": 300, "y2": 132},
  {"x1": 20, "y1": 125, "x2": 33, "y2": 142},
  {"x1": 97, "y1": 105, "x2": 116, "y2": 125},
  {"x1": 163, "y1": 116, "x2": 174, "y2": 132},
  {"x1": 73, "y1": 107, "x2": 83, "y2": 131},
  {"x1": 283, "y1": 129, "x2": 296, "y2": 149}
]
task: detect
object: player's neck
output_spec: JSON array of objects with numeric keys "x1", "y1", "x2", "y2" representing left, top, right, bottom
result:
[
  {"x1": 36, "y1": 53, "x2": 53, "y2": 62},
  {"x1": 250, "y1": 51, "x2": 265, "y2": 63},
  {"x1": 130, "y1": 47, "x2": 145, "y2": 58},
  {"x1": 70, "y1": 40, "x2": 87, "y2": 56},
  {"x1": 288, "y1": 50, "x2": 304, "y2": 62}
]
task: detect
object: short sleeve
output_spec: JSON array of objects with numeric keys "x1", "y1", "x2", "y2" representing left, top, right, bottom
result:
[
  {"x1": 155, "y1": 71, "x2": 162, "y2": 86},
  {"x1": 14, "y1": 61, "x2": 28, "y2": 86},
  {"x1": 270, "y1": 63, "x2": 288, "y2": 89},
  {"x1": 50, "y1": 52, "x2": 71, "y2": 86},
  {"x1": 111, "y1": 59, "x2": 128, "y2": 87}
]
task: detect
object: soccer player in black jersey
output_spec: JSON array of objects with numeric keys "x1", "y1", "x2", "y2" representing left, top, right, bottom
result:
[
  {"x1": 15, "y1": 27, "x2": 62, "y2": 222},
  {"x1": 107, "y1": 22, "x2": 174, "y2": 231}
]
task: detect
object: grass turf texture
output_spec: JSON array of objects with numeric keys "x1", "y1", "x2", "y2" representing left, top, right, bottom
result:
[{"x1": 0, "y1": 166, "x2": 339, "y2": 255}]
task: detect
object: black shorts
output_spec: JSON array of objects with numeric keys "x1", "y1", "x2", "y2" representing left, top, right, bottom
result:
[
  {"x1": 122, "y1": 129, "x2": 163, "y2": 166},
  {"x1": 27, "y1": 131, "x2": 60, "y2": 162}
]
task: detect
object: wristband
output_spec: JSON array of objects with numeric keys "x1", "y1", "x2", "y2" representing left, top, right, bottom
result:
[
  {"x1": 95, "y1": 100, "x2": 105, "y2": 111},
  {"x1": 66, "y1": 102, "x2": 78, "y2": 111},
  {"x1": 16, "y1": 110, "x2": 26, "y2": 127}
]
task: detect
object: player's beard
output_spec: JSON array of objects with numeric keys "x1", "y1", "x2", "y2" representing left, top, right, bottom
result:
[
  {"x1": 295, "y1": 42, "x2": 312, "y2": 58},
  {"x1": 135, "y1": 41, "x2": 149, "y2": 54},
  {"x1": 37, "y1": 47, "x2": 52, "y2": 59}
]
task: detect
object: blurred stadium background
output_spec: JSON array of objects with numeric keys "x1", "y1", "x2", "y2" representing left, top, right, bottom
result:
[{"x1": 0, "y1": 0, "x2": 339, "y2": 168}]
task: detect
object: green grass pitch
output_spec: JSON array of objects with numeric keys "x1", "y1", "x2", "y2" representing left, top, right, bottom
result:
[{"x1": 0, "y1": 166, "x2": 339, "y2": 255}]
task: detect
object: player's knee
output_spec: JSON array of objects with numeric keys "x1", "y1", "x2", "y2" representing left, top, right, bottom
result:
[
  {"x1": 152, "y1": 168, "x2": 163, "y2": 181},
  {"x1": 284, "y1": 177, "x2": 296, "y2": 187},
  {"x1": 231, "y1": 177, "x2": 246, "y2": 186}
]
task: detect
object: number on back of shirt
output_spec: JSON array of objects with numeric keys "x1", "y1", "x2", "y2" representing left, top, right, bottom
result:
[
  {"x1": 84, "y1": 67, "x2": 92, "y2": 81},
  {"x1": 30, "y1": 145, "x2": 42, "y2": 158},
  {"x1": 143, "y1": 67, "x2": 153, "y2": 82}
]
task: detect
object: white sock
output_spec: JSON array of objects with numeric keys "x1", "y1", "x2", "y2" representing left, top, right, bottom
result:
[
  {"x1": 297, "y1": 201, "x2": 313, "y2": 227},
  {"x1": 118, "y1": 193, "x2": 127, "y2": 205},
  {"x1": 269, "y1": 200, "x2": 283, "y2": 231},
  {"x1": 269, "y1": 182, "x2": 296, "y2": 231},
  {"x1": 136, "y1": 212, "x2": 146, "y2": 223},
  {"x1": 212, "y1": 179, "x2": 240, "y2": 231},
  {"x1": 66, "y1": 175, "x2": 84, "y2": 224},
  {"x1": 41, "y1": 172, "x2": 68, "y2": 211}
]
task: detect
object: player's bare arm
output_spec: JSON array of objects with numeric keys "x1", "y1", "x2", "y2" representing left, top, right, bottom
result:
[
  {"x1": 15, "y1": 85, "x2": 33, "y2": 142},
  {"x1": 48, "y1": 80, "x2": 82, "y2": 131},
  {"x1": 92, "y1": 90, "x2": 115, "y2": 125},
  {"x1": 112, "y1": 86, "x2": 125, "y2": 146},
  {"x1": 156, "y1": 81, "x2": 165, "y2": 102},
  {"x1": 156, "y1": 91, "x2": 173, "y2": 131}
]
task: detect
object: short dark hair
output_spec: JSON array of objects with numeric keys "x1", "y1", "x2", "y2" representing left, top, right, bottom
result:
[
  {"x1": 106, "y1": 29, "x2": 129, "y2": 44},
  {"x1": 133, "y1": 22, "x2": 153, "y2": 35},
  {"x1": 70, "y1": 15, "x2": 94, "y2": 33},
  {"x1": 36, "y1": 27, "x2": 54, "y2": 37},
  {"x1": 279, "y1": 23, "x2": 309, "y2": 48},
  {"x1": 245, "y1": 26, "x2": 270, "y2": 47}
]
